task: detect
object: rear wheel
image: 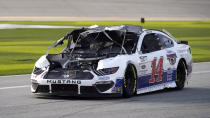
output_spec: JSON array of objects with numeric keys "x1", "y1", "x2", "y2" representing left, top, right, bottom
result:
[
  {"x1": 176, "y1": 60, "x2": 186, "y2": 89},
  {"x1": 123, "y1": 64, "x2": 137, "y2": 98}
]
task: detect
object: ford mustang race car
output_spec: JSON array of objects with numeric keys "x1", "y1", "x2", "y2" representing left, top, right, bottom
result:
[{"x1": 31, "y1": 25, "x2": 192, "y2": 97}]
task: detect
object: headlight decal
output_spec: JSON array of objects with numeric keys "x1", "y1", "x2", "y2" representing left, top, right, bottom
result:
[
  {"x1": 97, "y1": 67, "x2": 119, "y2": 76},
  {"x1": 33, "y1": 67, "x2": 44, "y2": 75}
]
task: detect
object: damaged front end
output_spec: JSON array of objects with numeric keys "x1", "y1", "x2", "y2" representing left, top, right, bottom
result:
[{"x1": 31, "y1": 25, "x2": 141, "y2": 96}]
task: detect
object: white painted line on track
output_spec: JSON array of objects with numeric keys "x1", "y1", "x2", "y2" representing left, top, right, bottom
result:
[
  {"x1": 0, "y1": 85, "x2": 30, "y2": 90},
  {"x1": 0, "y1": 74, "x2": 30, "y2": 78},
  {"x1": 194, "y1": 62, "x2": 210, "y2": 64},
  {"x1": 192, "y1": 71, "x2": 210, "y2": 74},
  {"x1": 0, "y1": 24, "x2": 82, "y2": 29}
]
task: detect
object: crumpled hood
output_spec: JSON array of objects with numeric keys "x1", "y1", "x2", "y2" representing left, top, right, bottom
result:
[
  {"x1": 35, "y1": 55, "x2": 50, "y2": 69},
  {"x1": 97, "y1": 55, "x2": 127, "y2": 70}
]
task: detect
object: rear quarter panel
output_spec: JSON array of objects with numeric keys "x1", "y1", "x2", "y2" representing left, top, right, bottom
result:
[{"x1": 175, "y1": 44, "x2": 193, "y2": 78}]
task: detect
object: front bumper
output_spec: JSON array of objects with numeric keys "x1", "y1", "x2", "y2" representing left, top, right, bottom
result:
[
  {"x1": 31, "y1": 77, "x2": 123, "y2": 97},
  {"x1": 31, "y1": 82, "x2": 121, "y2": 97}
]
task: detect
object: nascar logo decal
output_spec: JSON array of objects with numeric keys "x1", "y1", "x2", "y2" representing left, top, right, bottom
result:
[{"x1": 139, "y1": 56, "x2": 147, "y2": 62}]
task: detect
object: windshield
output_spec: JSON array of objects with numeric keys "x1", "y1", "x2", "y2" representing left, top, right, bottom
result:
[
  {"x1": 47, "y1": 26, "x2": 140, "y2": 56},
  {"x1": 71, "y1": 32, "x2": 120, "y2": 52}
]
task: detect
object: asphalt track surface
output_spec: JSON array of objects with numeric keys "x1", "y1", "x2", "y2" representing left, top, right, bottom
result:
[
  {"x1": 0, "y1": 62, "x2": 210, "y2": 118},
  {"x1": 0, "y1": 0, "x2": 210, "y2": 21}
]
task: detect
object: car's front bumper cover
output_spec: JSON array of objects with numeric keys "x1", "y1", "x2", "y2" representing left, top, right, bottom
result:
[{"x1": 31, "y1": 78, "x2": 122, "y2": 97}]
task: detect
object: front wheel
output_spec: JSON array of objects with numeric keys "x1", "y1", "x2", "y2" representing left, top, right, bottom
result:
[
  {"x1": 176, "y1": 60, "x2": 186, "y2": 90},
  {"x1": 123, "y1": 64, "x2": 137, "y2": 98}
]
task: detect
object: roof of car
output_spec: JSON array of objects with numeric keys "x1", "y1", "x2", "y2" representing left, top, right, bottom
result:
[{"x1": 88, "y1": 25, "x2": 143, "y2": 34}]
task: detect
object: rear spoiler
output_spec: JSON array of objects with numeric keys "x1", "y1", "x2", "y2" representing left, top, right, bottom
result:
[
  {"x1": 177, "y1": 40, "x2": 188, "y2": 45},
  {"x1": 161, "y1": 29, "x2": 189, "y2": 45}
]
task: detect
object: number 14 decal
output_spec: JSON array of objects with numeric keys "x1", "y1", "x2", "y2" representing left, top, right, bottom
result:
[{"x1": 149, "y1": 56, "x2": 163, "y2": 84}]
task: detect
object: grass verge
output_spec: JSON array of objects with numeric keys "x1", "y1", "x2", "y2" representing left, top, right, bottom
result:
[{"x1": 0, "y1": 21, "x2": 210, "y2": 75}]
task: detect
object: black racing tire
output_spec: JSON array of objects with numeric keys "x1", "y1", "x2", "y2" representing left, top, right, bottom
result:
[
  {"x1": 175, "y1": 60, "x2": 186, "y2": 90},
  {"x1": 123, "y1": 64, "x2": 137, "y2": 98}
]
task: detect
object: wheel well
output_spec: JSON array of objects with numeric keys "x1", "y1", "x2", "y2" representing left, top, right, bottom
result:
[
  {"x1": 127, "y1": 64, "x2": 137, "y2": 77},
  {"x1": 179, "y1": 58, "x2": 187, "y2": 70},
  {"x1": 124, "y1": 63, "x2": 138, "y2": 96},
  {"x1": 176, "y1": 58, "x2": 187, "y2": 89},
  {"x1": 127, "y1": 63, "x2": 137, "y2": 88}
]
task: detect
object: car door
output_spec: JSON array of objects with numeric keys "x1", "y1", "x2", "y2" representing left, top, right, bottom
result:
[
  {"x1": 137, "y1": 31, "x2": 167, "y2": 92},
  {"x1": 156, "y1": 33, "x2": 177, "y2": 83}
]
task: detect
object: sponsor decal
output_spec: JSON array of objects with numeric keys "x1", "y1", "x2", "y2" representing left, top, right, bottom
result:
[
  {"x1": 166, "y1": 50, "x2": 177, "y2": 65},
  {"x1": 139, "y1": 56, "x2": 147, "y2": 62},
  {"x1": 112, "y1": 87, "x2": 122, "y2": 93},
  {"x1": 166, "y1": 69, "x2": 173, "y2": 81},
  {"x1": 117, "y1": 88, "x2": 121, "y2": 92},
  {"x1": 139, "y1": 63, "x2": 148, "y2": 74},
  {"x1": 141, "y1": 65, "x2": 146, "y2": 69},
  {"x1": 112, "y1": 87, "x2": 121, "y2": 93},
  {"x1": 112, "y1": 88, "x2": 116, "y2": 92},
  {"x1": 112, "y1": 78, "x2": 123, "y2": 93},
  {"x1": 46, "y1": 79, "x2": 81, "y2": 84},
  {"x1": 139, "y1": 70, "x2": 148, "y2": 75},
  {"x1": 167, "y1": 53, "x2": 177, "y2": 65}
]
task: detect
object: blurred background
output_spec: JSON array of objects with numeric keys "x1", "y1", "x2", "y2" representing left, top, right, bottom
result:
[
  {"x1": 1, "y1": 1, "x2": 210, "y2": 118},
  {"x1": 0, "y1": 0, "x2": 210, "y2": 20},
  {"x1": 0, "y1": 0, "x2": 210, "y2": 75}
]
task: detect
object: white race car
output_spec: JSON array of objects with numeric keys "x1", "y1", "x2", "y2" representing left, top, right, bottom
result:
[{"x1": 31, "y1": 25, "x2": 192, "y2": 97}]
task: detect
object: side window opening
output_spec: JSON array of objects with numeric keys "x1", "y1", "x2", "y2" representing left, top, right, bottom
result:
[
  {"x1": 141, "y1": 33, "x2": 162, "y2": 53},
  {"x1": 123, "y1": 33, "x2": 139, "y2": 54},
  {"x1": 157, "y1": 34, "x2": 174, "y2": 49}
]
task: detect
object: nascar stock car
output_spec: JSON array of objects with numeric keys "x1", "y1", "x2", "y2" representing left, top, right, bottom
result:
[{"x1": 31, "y1": 25, "x2": 192, "y2": 97}]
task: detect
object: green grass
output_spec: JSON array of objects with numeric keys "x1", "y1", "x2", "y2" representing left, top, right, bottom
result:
[{"x1": 0, "y1": 21, "x2": 210, "y2": 75}]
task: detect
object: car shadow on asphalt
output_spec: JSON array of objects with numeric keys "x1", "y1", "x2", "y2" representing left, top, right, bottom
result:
[{"x1": 33, "y1": 87, "x2": 210, "y2": 104}]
